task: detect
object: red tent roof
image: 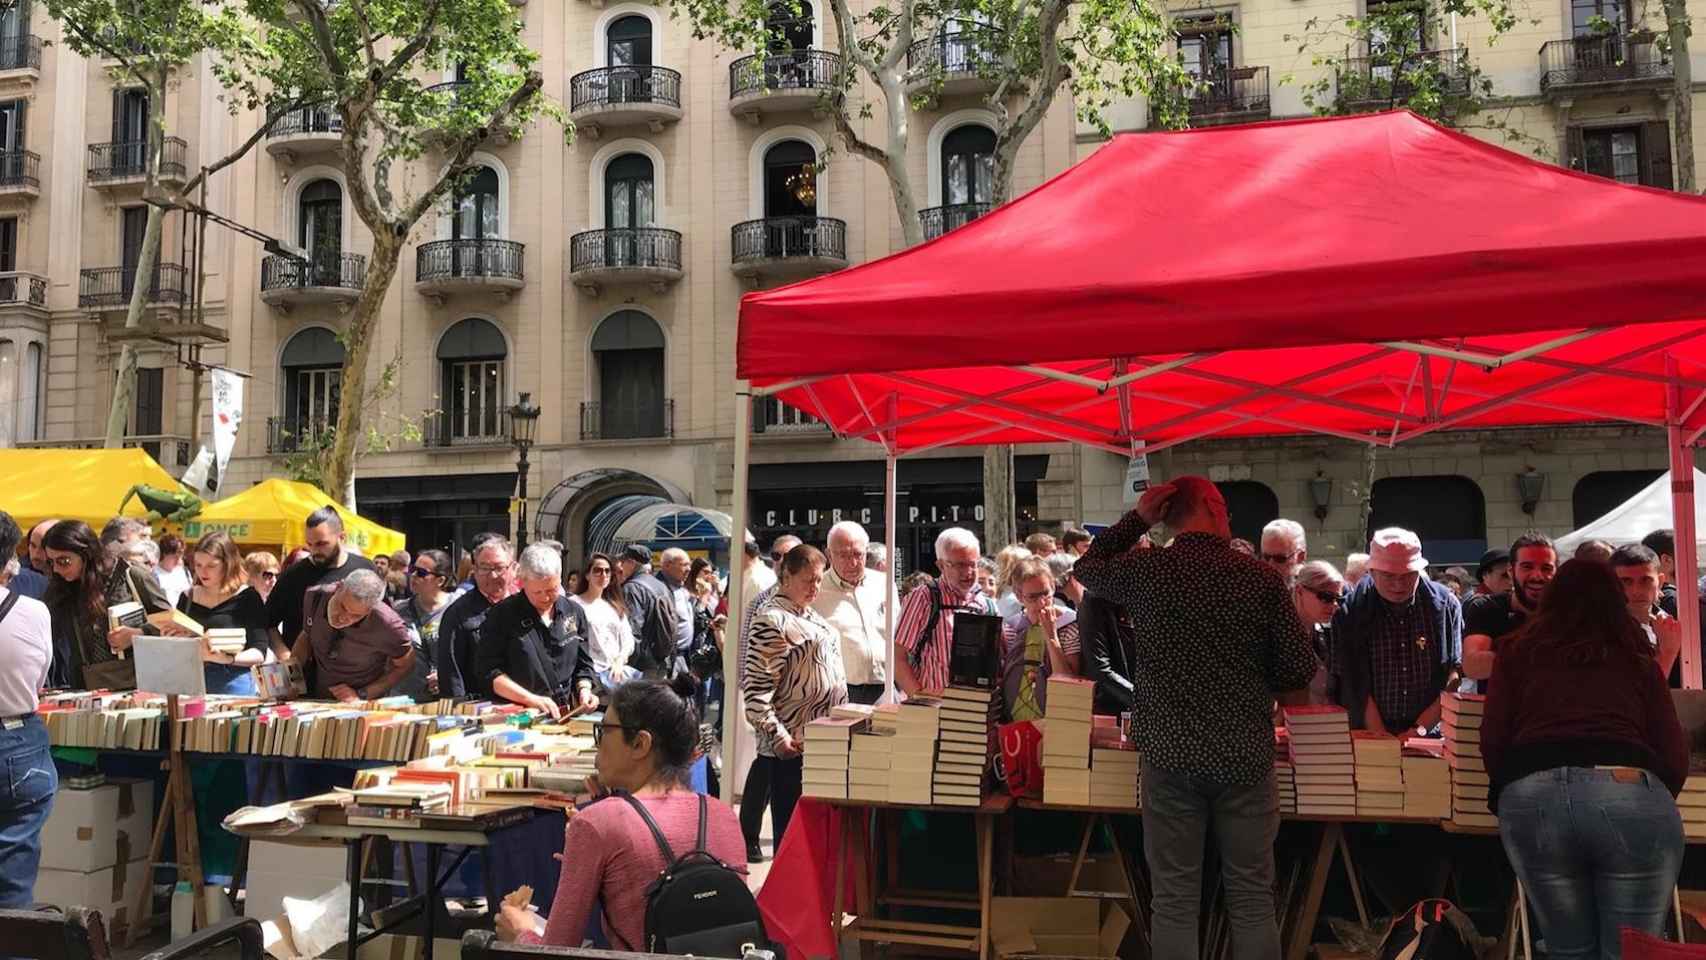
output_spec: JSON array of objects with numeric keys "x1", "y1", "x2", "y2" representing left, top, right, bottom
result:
[{"x1": 737, "y1": 112, "x2": 1706, "y2": 454}]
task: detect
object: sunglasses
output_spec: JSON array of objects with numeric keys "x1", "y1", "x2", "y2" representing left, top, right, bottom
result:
[
  {"x1": 770, "y1": 551, "x2": 784, "y2": 561},
  {"x1": 592, "y1": 721, "x2": 634, "y2": 745},
  {"x1": 409, "y1": 566, "x2": 438, "y2": 578},
  {"x1": 259, "y1": 570, "x2": 278, "y2": 581},
  {"x1": 1311, "y1": 589, "x2": 1346, "y2": 606}
]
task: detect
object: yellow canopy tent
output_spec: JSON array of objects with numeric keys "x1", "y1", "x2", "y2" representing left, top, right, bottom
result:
[
  {"x1": 0, "y1": 448, "x2": 184, "y2": 531},
  {"x1": 176, "y1": 479, "x2": 405, "y2": 557}
]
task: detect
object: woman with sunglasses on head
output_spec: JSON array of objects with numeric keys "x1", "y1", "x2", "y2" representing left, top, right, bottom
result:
[
  {"x1": 391, "y1": 549, "x2": 454, "y2": 701},
  {"x1": 160, "y1": 532, "x2": 272, "y2": 695},
  {"x1": 571, "y1": 552, "x2": 639, "y2": 693},
  {"x1": 495, "y1": 674, "x2": 747, "y2": 950},
  {"x1": 242, "y1": 552, "x2": 280, "y2": 603},
  {"x1": 1291, "y1": 561, "x2": 1346, "y2": 705},
  {"x1": 42, "y1": 519, "x2": 170, "y2": 690}
]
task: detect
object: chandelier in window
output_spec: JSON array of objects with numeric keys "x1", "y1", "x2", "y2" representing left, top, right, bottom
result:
[{"x1": 786, "y1": 163, "x2": 816, "y2": 206}]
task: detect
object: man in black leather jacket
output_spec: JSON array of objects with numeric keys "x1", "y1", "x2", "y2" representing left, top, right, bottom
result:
[{"x1": 1079, "y1": 591, "x2": 1136, "y2": 715}]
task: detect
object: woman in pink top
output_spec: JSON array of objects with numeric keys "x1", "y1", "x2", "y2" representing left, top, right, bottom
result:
[{"x1": 495, "y1": 673, "x2": 747, "y2": 951}]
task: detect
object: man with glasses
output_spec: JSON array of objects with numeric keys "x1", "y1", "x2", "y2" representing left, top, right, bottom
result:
[
  {"x1": 478, "y1": 544, "x2": 597, "y2": 719},
  {"x1": 1331, "y1": 528, "x2": 1463, "y2": 734},
  {"x1": 1462, "y1": 533, "x2": 1556, "y2": 683},
  {"x1": 438, "y1": 534, "x2": 517, "y2": 699},
  {"x1": 292, "y1": 569, "x2": 414, "y2": 702},
  {"x1": 266, "y1": 506, "x2": 376, "y2": 654},
  {"x1": 1259, "y1": 519, "x2": 1308, "y2": 580},
  {"x1": 814, "y1": 521, "x2": 897, "y2": 705},
  {"x1": 894, "y1": 527, "x2": 995, "y2": 697}
]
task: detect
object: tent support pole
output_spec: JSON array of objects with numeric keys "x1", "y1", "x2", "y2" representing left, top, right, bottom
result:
[
  {"x1": 1668, "y1": 356, "x2": 1702, "y2": 689},
  {"x1": 722, "y1": 383, "x2": 753, "y2": 801},
  {"x1": 884, "y1": 394, "x2": 899, "y2": 705}
]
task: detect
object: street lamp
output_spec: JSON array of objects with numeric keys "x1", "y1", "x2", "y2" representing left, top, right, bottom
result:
[
  {"x1": 508, "y1": 392, "x2": 542, "y2": 549},
  {"x1": 1516, "y1": 467, "x2": 1546, "y2": 516}
]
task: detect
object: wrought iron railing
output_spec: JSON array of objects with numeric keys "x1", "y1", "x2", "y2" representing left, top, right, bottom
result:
[
  {"x1": 266, "y1": 416, "x2": 332, "y2": 454},
  {"x1": 426, "y1": 80, "x2": 470, "y2": 98},
  {"x1": 581, "y1": 399, "x2": 674, "y2": 441},
  {"x1": 919, "y1": 203, "x2": 991, "y2": 241},
  {"x1": 78, "y1": 264, "x2": 188, "y2": 308},
  {"x1": 261, "y1": 253, "x2": 367, "y2": 292},
  {"x1": 906, "y1": 23, "x2": 1003, "y2": 76},
  {"x1": 0, "y1": 34, "x2": 42, "y2": 71},
  {"x1": 731, "y1": 216, "x2": 847, "y2": 264},
  {"x1": 755, "y1": 397, "x2": 829, "y2": 434},
  {"x1": 415, "y1": 239, "x2": 525, "y2": 284},
  {"x1": 269, "y1": 104, "x2": 343, "y2": 138},
  {"x1": 1336, "y1": 47, "x2": 1470, "y2": 106},
  {"x1": 422, "y1": 410, "x2": 512, "y2": 447},
  {"x1": 569, "y1": 65, "x2": 683, "y2": 113},
  {"x1": 0, "y1": 150, "x2": 39, "y2": 188},
  {"x1": 730, "y1": 49, "x2": 841, "y2": 99},
  {"x1": 88, "y1": 136, "x2": 188, "y2": 182},
  {"x1": 570, "y1": 228, "x2": 683, "y2": 273},
  {"x1": 0, "y1": 271, "x2": 46, "y2": 306},
  {"x1": 1539, "y1": 34, "x2": 1671, "y2": 92},
  {"x1": 1181, "y1": 65, "x2": 1272, "y2": 119}
]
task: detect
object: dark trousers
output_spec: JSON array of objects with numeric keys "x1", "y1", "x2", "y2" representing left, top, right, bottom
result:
[
  {"x1": 766, "y1": 754, "x2": 805, "y2": 852},
  {"x1": 847, "y1": 683, "x2": 885, "y2": 705},
  {"x1": 0, "y1": 716, "x2": 55, "y2": 907},
  {"x1": 740, "y1": 753, "x2": 772, "y2": 849}
]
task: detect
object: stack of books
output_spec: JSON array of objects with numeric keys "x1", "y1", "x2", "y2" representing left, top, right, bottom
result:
[
  {"x1": 1681, "y1": 760, "x2": 1706, "y2": 842},
  {"x1": 1442, "y1": 693, "x2": 1494, "y2": 827},
  {"x1": 1282, "y1": 706, "x2": 1355, "y2": 816},
  {"x1": 206, "y1": 629, "x2": 247, "y2": 657},
  {"x1": 801, "y1": 716, "x2": 862, "y2": 800},
  {"x1": 1042, "y1": 676, "x2": 1095, "y2": 806},
  {"x1": 1275, "y1": 757, "x2": 1297, "y2": 814},
  {"x1": 345, "y1": 780, "x2": 452, "y2": 828},
  {"x1": 1089, "y1": 724, "x2": 1140, "y2": 808},
  {"x1": 1351, "y1": 731, "x2": 1404, "y2": 816},
  {"x1": 1400, "y1": 739, "x2": 1452, "y2": 819},
  {"x1": 848, "y1": 732, "x2": 894, "y2": 803},
  {"x1": 934, "y1": 686, "x2": 995, "y2": 807},
  {"x1": 892, "y1": 699, "x2": 940, "y2": 804}
]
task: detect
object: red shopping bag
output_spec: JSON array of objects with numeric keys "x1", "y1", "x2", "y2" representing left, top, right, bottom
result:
[{"x1": 996, "y1": 719, "x2": 1044, "y2": 798}]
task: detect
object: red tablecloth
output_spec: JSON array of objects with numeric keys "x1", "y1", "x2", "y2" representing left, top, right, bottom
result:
[{"x1": 756, "y1": 798, "x2": 858, "y2": 960}]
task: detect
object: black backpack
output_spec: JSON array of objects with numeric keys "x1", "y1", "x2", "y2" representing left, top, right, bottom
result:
[{"x1": 609, "y1": 791, "x2": 772, "y2": 957}]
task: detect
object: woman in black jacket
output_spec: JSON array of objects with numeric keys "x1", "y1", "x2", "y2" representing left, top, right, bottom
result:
[{"x1": 476, "y1": 543, "x2": 598, "y2": 719}]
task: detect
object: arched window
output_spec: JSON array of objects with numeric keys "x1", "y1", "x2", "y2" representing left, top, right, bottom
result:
[
  {"x1": 298, "y1": 179, "x2": 342, "y2": 268},
  {"x1": 438, "y1": 318, "x2": 507, "y2": 442},
  {"x1": 1216, "y1": 480, "x2": 1279, "y2": 547},
  {"x1": 453, "y1": 166, "x2": 501, "y2": 240},
  {"x1": 591, "y1": 310, "x2": 665, "y2": 440},
  {"x1": 608, "y1": 14, "x2": 652, "y2": 66},
  {"x1": 280, "y1": 327, "x2": 345, "y2": 436},
  {"x1": 942, "y1": 124, "x2": 994, "y2": 206},
  {"x1": 763, "y1": 140, "x2": 816, "y2": 217},
  {"x1": 1572, "y1": 469, "x2": 1664, "y2": 530},
  {"x1": 1367, "y1": 475, "x2": 1487, "y2": 565},
  {"x1": 606, "y1": 153, "x2": 655, "y2": 229},
  {"x1": 766, "y1": 1, "x2": 812, "y2": 51}
]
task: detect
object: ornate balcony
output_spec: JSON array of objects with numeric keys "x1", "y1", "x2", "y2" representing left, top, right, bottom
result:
[
  {"x1": 80, "y1": 263, "x2": 225, "y2": 342},
  {"x1": 265, "y1": 105, "x2": 343, "y2": 161},
  {"x1": 88, "y1": 137, "x2": 188, "y2": 189},
  {"x1": 919, "y1": 202, "x2": 991, "y2": 241},
  {"x1": 0, "y1": 271, "x2": 48, "y2": 322},
  {"x1": 421, "y1": 410, "x2": 512, "y2": 448},
  {"x1": 569, "y1": 227, "x2": 684, "y2": 295},
  {"x1": 729, "y1": 49, "x2": 840, "y2": 120},
  {"x1": 730, "y1": 216, "x2": 847, "y2": 280},
  {"x1": 414, "y1": 238, "x2": 525, "y2": 302},
  {"x1": 1335, "y1": 48, "x2": 1471, "y2": 112},
  {"x1": 0, "y1": 150, "x2": 41, "y2": 200},
  {"x1": 260, "y1": 253, "x2": 367, "y2": 310},
  {"x1": 905, "y1": 24, "x2": 1003, "y2": 99},
  {"x1": 568, "y1": 66, "x2": 683, "y2": 136},
  {"x1": 0, "y1": 34, "x2": 43, "y2": 83},
  {"x1": 266, "y1": 416, "x2": 331, "y2": 454},
  {"x1": 1163, "y1": 65, "x2": 1272, "y2": 127},
  {"x1": 1539, "y1": 33, "x2": 1672, "y2": 99},
  {"x1": 580, "y1": 399, "x2": 674, "y2": 441}
]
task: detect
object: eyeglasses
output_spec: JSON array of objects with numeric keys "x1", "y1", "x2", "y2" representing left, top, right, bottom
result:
[
  {"x1": 259, "y1": 570, "x2": 278, "y2": 581},
  {"x1": 1261, "y1": 552, "x2": 1296, "y2": 564},
  {"x1": 1021, "y1": 590, "x2": 1053, "y2": 602},
  {"x1": 589, "y1": 567, "x2": 612, "y2": 577},
  {"x1": 474, "y1": 563, "x2": 509, "y2": 576},
  {"x1": 939, "y1": 559, "x2": 979, "y2": 571},
  {"x1": 592, "y1": 721, "x2": 635, "y2": 745},
  {"x1": 409, "y1": 567, "x2": 437, "y2": 579},
  {"x1": 1311, "y1": 589, "x2": 1346, "y2": 606}
]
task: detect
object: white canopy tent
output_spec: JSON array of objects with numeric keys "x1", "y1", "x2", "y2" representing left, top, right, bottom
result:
[{"x1": 1555, "y1": 468, "x2": 1706, "y2": 557}]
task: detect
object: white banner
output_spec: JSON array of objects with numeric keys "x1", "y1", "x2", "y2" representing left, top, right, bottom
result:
[
  {"x1": 182, "y1": 446, "x2": 215, "y2": 498},
  {"x1": 209, "y1": 367, "x2": 244, "y2": 497}
]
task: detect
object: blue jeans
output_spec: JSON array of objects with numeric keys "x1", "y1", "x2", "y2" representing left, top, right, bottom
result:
[
  {"x1": 0, "y1": 715, "x2": 56, "y2": 907},
  {"x1": 1499, "y1": 767, "x2": 1684, "y2": 960},
  {"x1": 1141, "y1": 760, "x2": 1281, "y2": 960}
]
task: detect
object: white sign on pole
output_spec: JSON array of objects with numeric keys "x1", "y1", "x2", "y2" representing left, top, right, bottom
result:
[
  {"x1": 209, "y1": 367, "x2": 244, "y2": 497},
  {"x1": 1123, "y1": 446, "x2": 1150, "y2": 505},
  {"x1": 181, "y1": 446, "x2": 216, "y2": 498}
]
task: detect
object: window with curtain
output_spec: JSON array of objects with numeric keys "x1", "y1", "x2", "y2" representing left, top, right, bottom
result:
[
  {"x1": 437, "y1": 318, "x2": 507, "y2": 441},
  {"x1": 941, "y1": 125, "x2": 994, "y2": 206},
  {"x1": 281, "y1": 327, "x2": 346, "y2": 439},
  {"x1": 299, "y1": 179, "x2": 342, "y2": 258},
  {"x1": 453, "y1": 166, "x2": 501, "y2": 240}
]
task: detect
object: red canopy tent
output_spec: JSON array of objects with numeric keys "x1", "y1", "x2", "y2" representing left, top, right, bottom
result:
[{"x1": 720, "y1": 111, "x2": 1706, "y2": 778}]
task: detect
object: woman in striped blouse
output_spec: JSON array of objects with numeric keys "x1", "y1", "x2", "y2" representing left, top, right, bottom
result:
[{"x1": 742, "y1": 543, "x2": 848, "y2": 849}]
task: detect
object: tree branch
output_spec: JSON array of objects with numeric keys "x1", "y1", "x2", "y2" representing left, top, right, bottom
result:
[
  {"x1": 346, "y1": 0, "x2": 380, "y2": 70},
  {"x1": 830, "y1": 0, "x2": 881, "y2": 74},
  {"x1": 877, "y1": 0, "x2": 916, "y2": 72},
  {"x1": 290, "y1": 0, "x2": 349, "y2": 83},
  {"x1": 172, "y1": 105, "x2": 299, "y2": 198},
  {"x1": 397, "y1": 71, "x2": 544, "y2": 230},
  {"x1": 377, "y1": 0, "x2": 449, "y2": 91}
]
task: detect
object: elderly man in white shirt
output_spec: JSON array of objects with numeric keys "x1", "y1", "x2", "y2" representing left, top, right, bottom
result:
[
  {"x1": 0, "y1": 510, "x2": 55, "y2": 907},
  {"x1": 813, "y1": 521, "x2": 899, "y2": 705}
]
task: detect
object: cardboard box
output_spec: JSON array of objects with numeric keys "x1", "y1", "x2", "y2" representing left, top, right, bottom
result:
[
  {"x1": 990, "y1": 896, "x2": 1129, "y2": 959},
  {"x1": 34, "y1": 857, "x2": 149, "y2": 939},
  {"x1": 40, "y1": 779, "x2": 155, "y2": 873}
]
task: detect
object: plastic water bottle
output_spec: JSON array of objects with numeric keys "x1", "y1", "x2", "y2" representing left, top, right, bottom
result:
[{"x1": 170, "y1": 881, "x2": 194, "y2": 940}]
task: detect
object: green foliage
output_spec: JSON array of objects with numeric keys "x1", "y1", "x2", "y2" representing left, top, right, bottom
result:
[
  {"x1": 282, "y1": 353, "x2": 428, "y2": 487},
  {"x1": 42, "y1": 0, "x2": 273, "y2": 112}
]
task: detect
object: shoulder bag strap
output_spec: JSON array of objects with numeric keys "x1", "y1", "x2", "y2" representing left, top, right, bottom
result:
[
  {"x1": 0, "y1": 589, "x2": 20, "y2": 627},
  {"x1": 615, "y1": 790, "x2": 677, "y2": 863},
  {"x1": 695, "y1": 793, "x2": 708, "y2": 854}
]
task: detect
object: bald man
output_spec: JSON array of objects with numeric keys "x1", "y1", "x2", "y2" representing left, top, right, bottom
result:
[
  {"x1": 652, "y1": 547, "x2": 695, "y2": 672},
  {"x1": 8, "y1": 519, "x2": 56, "y2": 600}
]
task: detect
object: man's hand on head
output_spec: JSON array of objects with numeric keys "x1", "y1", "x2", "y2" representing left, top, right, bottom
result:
[{"x1": 1136, "y1": 483, "x2": 1178, "y2": 528}]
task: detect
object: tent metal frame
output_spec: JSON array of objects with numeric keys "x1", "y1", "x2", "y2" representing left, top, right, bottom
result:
[{"x1": 718, "y1": 323, "x2": 1706, "y2": 801}]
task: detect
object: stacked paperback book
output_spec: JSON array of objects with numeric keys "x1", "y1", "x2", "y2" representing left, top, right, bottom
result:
[
  {"x1": 1281, "y1": 706, "x2": 1355, "y2": 816},
  {"x1": 848, "y1": 730, "x2": 896, "y2": 803},
  {"x1": 1442, "y1": 693, "x2": 1495, "y2": 827},
  {"x1": 892, "y1": 699, "x2": 940, "y2": 805},
  {"x1": 206, "y1": 629, "x2": 247, "y2": 657},
  {"x1": 1401, "y1": 739, "x2": 1452, "y2": 819},
  {"x1": 1275, "y1": 756, "x2": 1297, "y2": 814},
  {"x1": 1351, "y1": 731, "x2": 1403, "y2": 816},
  {"x1": 1089, "y1": 722, "x2": 1139, "y2": 808},
  {"x1": 934, "y1": 686, "x2": 995, "y2": 807},
  {"x1": 1042, "y1": 676, "x2": 1095, "y2": 806},
  {"x1": 1681, "y1": 760, "x2": 1706, "y2": 842},
  {"x1": 801, "y1": 716, "x2": 862, "y2": 800}
]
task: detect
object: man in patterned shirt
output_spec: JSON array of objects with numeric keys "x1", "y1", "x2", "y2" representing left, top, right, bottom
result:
[
  {"x1": 1075, "y1": 476, "x2": 1316, "y2": 960},
  {"x1": 895, "y1": 527, "x2": 996, "y2": 696}
]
